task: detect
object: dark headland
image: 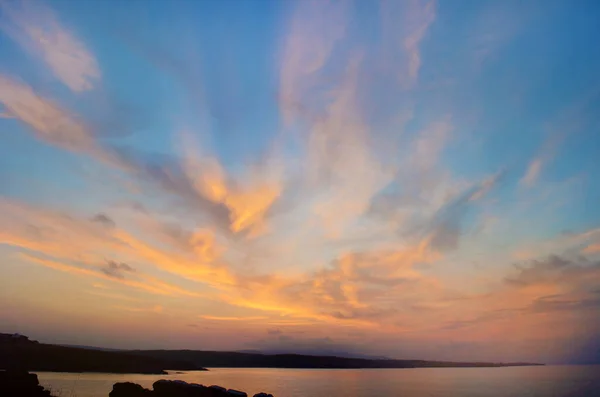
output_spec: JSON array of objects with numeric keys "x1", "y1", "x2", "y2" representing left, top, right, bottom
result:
[
  {"x1": 0, "y1": 334, "x2": 201, "y2": 374},
  {"x1": 1, "y1": 333, "x2": 543, "y2": 375}
]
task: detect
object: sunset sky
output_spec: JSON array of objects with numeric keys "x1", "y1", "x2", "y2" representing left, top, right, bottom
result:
[{"x1": 1, "y1": 0, "x2": 600, "y2": 364}]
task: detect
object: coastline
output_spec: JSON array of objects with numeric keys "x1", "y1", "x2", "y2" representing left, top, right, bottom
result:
[{"x1": 1, "y1": 334, "x2": 542, "y2": 375}]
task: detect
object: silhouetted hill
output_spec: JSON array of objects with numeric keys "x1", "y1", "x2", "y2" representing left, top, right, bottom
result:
[
  {"x1": 0, "y1": 334, "x2": 202, "y2": 374},
  {"x1": 1, "y1": 333, "x2": 543, "y2": 372},
  {"x1": 130, "y1": 349, "x2": 544, "y2": 369}
]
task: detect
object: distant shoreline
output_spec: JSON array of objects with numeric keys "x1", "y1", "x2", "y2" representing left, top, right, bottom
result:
[{"x1": 1, "y1": 333, "x2": 543, "y2": 375}]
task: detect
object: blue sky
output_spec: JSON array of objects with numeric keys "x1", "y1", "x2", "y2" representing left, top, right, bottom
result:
[{"x1": 1, "y1": 0, "x2": 600, "y2": 364}]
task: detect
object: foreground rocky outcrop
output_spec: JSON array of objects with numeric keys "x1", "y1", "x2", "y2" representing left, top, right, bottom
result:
[
  {"x1": 0, "y1": 370, "x2": 52, "y2": 397},
  {"x1": 109, "y1": 380, "x2": 274, "y2": 397}
]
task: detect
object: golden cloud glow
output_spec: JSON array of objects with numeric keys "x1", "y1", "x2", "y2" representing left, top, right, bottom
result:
[
  {"x1": 1, "y1": 0, "x2": 598, "y2": 364},
  {"x1": 21, "y1": 254, "x2": 199, "y2": 297}
]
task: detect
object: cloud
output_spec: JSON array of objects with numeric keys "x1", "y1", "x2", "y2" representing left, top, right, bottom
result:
[
  {"x1": 100, "y1": 260, "x2": 136, "y2": 279},
  {"x1": 91, "y1": 213, "x2": 115, "y2": 228},
  {"x1": 248, "y1": 334, "x2": 370, "y2": 357},
  {"x1": 1, "y1": 0, "x2": 100, "y2": 92},
  {"x1": 505, "y1": 255, "x2": 600, "y2": 289},
  {"x1": 279, "y1": 0, "x2": 348, "y2": 124},
  {"x1": 584, "y1": 243, "x2": 600, "y2": 254},
  {"x1": 114, "y1": 305, "x2": 163, "y2": 314},
  {"x1": 0, "y1": 198, "x2": 233, "y2": 290},
  {"x1": 112, "y1": 228, "x2": 235, "y2": 286},
  {"x1": 199, "y1": 315, "x2": 268, "y2": 322},
  {"x1": 380, "y1": 0, "x2": 436, "y2": 87},
  {"x1": 1, "y1": 0, "x2": 598, "y2": 365},
  {"x1": 412, "y1": 170, "x2": 504, "y2": 252},
  {"x1": 520, "y1": 87, "x2": 600, "y2": 189},
  {"x1": 528, "y1": 294, "x2": 600, "y2": 314},
  {"x1": 0, "y1": 76, "x2": 236, "y2": 232},
  {"x1": 0, "y1": 76, "x2": 97, "y2": 152},
  {"x1": 520, "y1": 158, "x2": 542, "y2": 187},
  {"x1": 223, "y1": 238, "x2": 443, "y2": 327},
  {"x1": 21, "y1": 253, "x2": 199, "y2": 297},
  {"x1": 468, "y1": 1, "x2": 524, "y2": 70},
  {"x1": 178, "y1": 132, "x2": 283, "y2": 237},
  {"x1": 87, "y1": 289, "x2": 144, "y2": 303},
  {"x1": 402, "y1": 1, "x2": 436, "y2": 84}
]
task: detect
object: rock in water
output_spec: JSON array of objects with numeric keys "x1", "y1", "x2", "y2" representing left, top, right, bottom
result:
[
  {"x1": 109, "y1": 379, "x2": 272, "y2": 397},
  {"x1": 226, "y1": 389, "x2": 247, "y2": 397},
  {"x1": 110, "y1": 382, "x2": 152, "y2": 397},
  {"x1": 0, "y1": 370, "x2": 52, "y2": 397}
]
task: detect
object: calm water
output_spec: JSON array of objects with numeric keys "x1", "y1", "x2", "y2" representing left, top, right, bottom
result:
[{"x1": 37, "y1": 366, "x2": 600, "y2": 397}]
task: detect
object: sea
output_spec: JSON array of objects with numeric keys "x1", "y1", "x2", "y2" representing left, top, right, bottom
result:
[{"x1": 37, "y1": 366, "x2": 600, "y2": 397}]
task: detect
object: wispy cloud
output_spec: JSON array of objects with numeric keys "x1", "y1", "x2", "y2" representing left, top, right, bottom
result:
[
  {"x1": 521, "y1": 86, "x2": 600, "y2": 188},
  {"x1": 279, "y1": 0, "x2": 348, "y2": 124},
  {"x1": 1, "y1": 0, "x2": 598, "y2": 363},
  {"x1": 0, "y1": 76, "x2": 97, "y2": 152},
  {"x1": 21, "y1": 254, "x2": 199, "y2": 297},
  {"x1": 91, "y1": 213, "x2": 116, "y2": 228},
  {"x1": 199, "y1": 315, "x2": 268, "y2": 322},
  {"x1": 0, "y1": 198, "x2": 232, "y2": 291},
  {"x1": 100, "y1": 260, "x2": 135, "y2": 279},
  {"x1": 403, "y1": 0, "x2": 436, "y2": 84},
  {"x1": 520, "y1": 158, "x2": 542, "y2": 187},
  {"x1": 114, "y1": 304, "x2": 164, "y2": 314},
  {"x1": 584, "y1": 243, "x2": 600, "y2": 254},
  {"x1": 179, "y1": 132, "x2": 283, "y2": 237},
  {"x1": 1, "y1": 0, "x2": 100, "y2": 92},
  {"x1": 380, "y1": 0, "x2": 436, "y2": 87}
]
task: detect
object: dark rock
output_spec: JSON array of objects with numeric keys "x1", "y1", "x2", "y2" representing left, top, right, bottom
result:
[
  {"x1": 153, "y1": 379, "x2": 193, "y2": 396},
  {"x1": 110, "y1": 382, "x2": 152, "y2": 397},
  {"x1": 253, "y1": 394, "x2": 274, "y2": 397},
  {"x1": 153, "y1": 380, "x2": 231, "y2": 396},
  {"x1": 226, "y1": 390, "x2": 247, "y2": 397},
  {"x1": 0, "y1": 370, "x2": 52, "y2": 397},
  {"x1": 109, "y1": 379, "x2": 268, "y2": 397}
]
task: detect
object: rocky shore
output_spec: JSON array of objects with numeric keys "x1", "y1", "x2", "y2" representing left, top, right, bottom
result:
[
  {"x1": 110, "y1": 380, "x2": 273, "y2": 397},
  {"x1": 0, "y1": 370, "x2": 52, "y2": 397},
  {"x1": 0, "y1": 370, "x2": 272, "y2": 397}
]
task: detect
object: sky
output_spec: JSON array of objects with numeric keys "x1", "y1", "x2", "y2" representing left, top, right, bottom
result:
[{"x1": 1, "y1": 0, "x2": 600, "y2": 365}]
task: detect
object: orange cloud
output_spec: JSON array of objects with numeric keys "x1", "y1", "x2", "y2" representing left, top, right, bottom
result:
[
  {"x1": 113, "y1": 229, "x2": 235, "y2": 286},
  {"x1": 217, "y1": 238, "x2": 443, "y2": 329},
  {"x1": 180, "y1": 133, "x2": 282, "y2": 237},
  {"x1": 21, "y1": 254, "x2": 199, "y2": 297}
]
